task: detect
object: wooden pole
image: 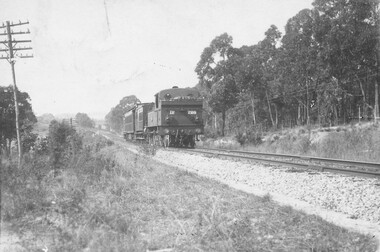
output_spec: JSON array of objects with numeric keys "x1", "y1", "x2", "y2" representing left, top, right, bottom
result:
[{"x1": 6, "y1": 21, "x2": 22, "y2": 166}]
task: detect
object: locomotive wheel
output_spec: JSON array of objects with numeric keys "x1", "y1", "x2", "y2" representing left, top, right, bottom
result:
[
  {"x1": 189, "y1": 135, "x2": 195, "y2": 148},
  {"x1": 183, "y1": 137, "x2": 189, "y2": 148}
]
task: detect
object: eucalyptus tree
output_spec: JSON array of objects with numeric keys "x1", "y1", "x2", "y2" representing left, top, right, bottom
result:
[
  {"x1": 257, "y1": 25, "x2": 282, "y2": 127},
  {"x1": 234, "y1": 45, "x2": 261, "y2": 128},
  {"x1": 195, "y1": 33, "x2": 240, "y2": 136},
  {"x1": 280, "y1": 9, "x2": 321, "y2": 126},
  {"x1": 312, "y1": 0, "x2": 379, "y2": 122},
  {"x1": 222, "y1": 25, "x2": 283, "y2": 131}
]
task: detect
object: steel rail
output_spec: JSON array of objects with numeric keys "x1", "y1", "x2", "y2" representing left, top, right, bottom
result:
[
  {"x1": 186, "y1": 148, "x2": 380, "y2": 178},
  {"x1": 97, "y1": 130, "x2": 380, "y2": 178},
  {"x1": 197, "y1": 147, "x2": 380, "y2": 170}
]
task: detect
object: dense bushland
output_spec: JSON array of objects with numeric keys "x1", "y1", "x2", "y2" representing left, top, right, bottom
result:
[{"x1": 195, "y1": 0, "x2": 379, "y2": 138}]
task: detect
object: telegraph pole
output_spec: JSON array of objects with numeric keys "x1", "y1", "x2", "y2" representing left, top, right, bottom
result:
[{"x1": 0, "y1": 20, "x2": 33, "y2": 166}]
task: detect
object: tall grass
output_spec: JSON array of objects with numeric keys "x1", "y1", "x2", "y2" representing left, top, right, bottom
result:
[
  {"x1": 246, "y1": 124, "x2": 380, "y2": 162},
  {"x1": 1, "y1": 129, "x2": 378, "y2": 251},
  {"x1": 316, "y1": 126, "x2": 380, "y2": 161}
]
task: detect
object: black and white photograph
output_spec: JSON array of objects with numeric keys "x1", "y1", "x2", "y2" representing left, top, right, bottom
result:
[{"x1": 0, "y1": 0, "x2": 379, "y2": 251}]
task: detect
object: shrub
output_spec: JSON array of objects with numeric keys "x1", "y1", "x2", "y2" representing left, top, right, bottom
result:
[
  {"x1": 204, "y1": 125, "x2": 218, "y2": 139},
  {"x1": 236, "y1": 131, "x2": 262, "y2": 146},
  {"x1": 48, "y1": 120, "x2": 82, "y2": 170},
  {"x1": 34, "y1": 136, "x2": 49, "y2": 155},
  {"x1": 21, "y1": 131, "x2": 38, "y2": 153},
  {"x1": 296, "y1": 135, "x2": 312, "y2": 154}
]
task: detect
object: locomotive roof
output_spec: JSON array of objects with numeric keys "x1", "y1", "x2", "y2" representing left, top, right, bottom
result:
[{"x1": 157, "y1": 87, "x2": 201, "y2": 100}]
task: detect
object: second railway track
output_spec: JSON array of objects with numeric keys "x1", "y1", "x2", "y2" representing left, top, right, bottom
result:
[{"x1": 175, "y1": 147, "x2": 380, "y2": 179}]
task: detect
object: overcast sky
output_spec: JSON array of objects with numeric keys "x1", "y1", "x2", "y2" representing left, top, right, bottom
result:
[{"x1": 0, "y1": 0, "x2": 313, "y2": 119}]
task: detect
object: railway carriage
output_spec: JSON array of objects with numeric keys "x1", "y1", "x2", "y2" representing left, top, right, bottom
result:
[
  {"x1": 122, "y1": 86, "x2": 204, "y2": 148},
  {"x1": 123, "y1": 102, "x2": 154, "y2": 140}
]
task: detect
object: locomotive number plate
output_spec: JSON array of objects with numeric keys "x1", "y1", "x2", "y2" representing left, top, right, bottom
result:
[{"x1": 188, "y1": 111, "x2": 196, "y2": 115}]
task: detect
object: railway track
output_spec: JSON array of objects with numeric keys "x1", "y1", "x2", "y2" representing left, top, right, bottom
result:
[
  {"x1": 96, "y1": 130, "x2": 380, "y2": 178},
  {"x1": 177, "y1": 147, "x2": 380, "y2": 179}
]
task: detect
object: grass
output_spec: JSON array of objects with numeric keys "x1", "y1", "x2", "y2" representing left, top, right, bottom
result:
[
  {"x1": 211, "y1": 123, "x2": 380, "y2": 163},
  {"x1": 1, "y1": 131, "x2": 378, "y2": 251}
]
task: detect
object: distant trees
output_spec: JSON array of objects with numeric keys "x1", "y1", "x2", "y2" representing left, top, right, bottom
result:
[
  {"x1": 38, "y1": 113, "x2": 55, "y2": 124},
  {"x1": 75, "y1": 113, "x2": 95, "y2": 128},
  {"x1": 105, "y1": 95, "x2": 140, "y2": 133},
  {"x1": 195, "y1": 0, "x2": 379, "y2": 140},
  {"x1": 0, "y1": 85, "x2": 37, "y2": 155}
]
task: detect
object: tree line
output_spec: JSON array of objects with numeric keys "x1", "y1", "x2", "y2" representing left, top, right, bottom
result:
[
  {"x1": 195, "y1": 0, "x2": 379, "y2": 138},
  {"x1": 0, "y1": 84, "x2": 96, "y2": 156}
]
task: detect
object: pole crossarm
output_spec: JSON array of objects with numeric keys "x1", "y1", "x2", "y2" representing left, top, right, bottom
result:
[
  {"x1": 0, "y1": 40, "x2": 32, "y2": 43},
  {"x1": 0, "y1": 21, "x2": 29, "y2": 29},
  {"x1": 0, "y1": 31, "x2": 30, "y2": 36},
  {"x1": 19, "y1": 55, "x2": 34, "y2": 58},
  {"x1": 0, "y1": 47, "x2": 32, "y2": 52}
]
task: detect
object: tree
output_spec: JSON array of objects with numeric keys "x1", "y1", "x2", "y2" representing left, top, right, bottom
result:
[
  {"x1": 0, "y1": 85, "x2": 36, "y2": 156},
  {"x1": 105, "y1": 95, "x2": 140, "y2": 133},
  {"x1": 256, "y1": 25, "x2": 282, "y2": 127},
  {"x1": 195, "y1": 33, "x2": 240, "y2": 136},
  {"x1": 233, "y1": 26, "x2": 282, "y2": 130},
  {"x1": 193, "y1": 0, "x2": 379, "y2": 136},
  {"x1": 312, "y1": 0, "x2": 379, "y2": 123},
  {"x1": 280, "y1": 9, "x2": 320, "y2": 125},
  {"x1": 48, "y1": 120, "x2": 82, "y2": 172},
  {"x1": 75, "y1": 113, "x2": 94, "y2": 128}
]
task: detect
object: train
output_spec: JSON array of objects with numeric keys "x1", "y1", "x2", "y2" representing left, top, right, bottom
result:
[{"x1": 122, "y1": 86, "x2": 204, "y2": 148}]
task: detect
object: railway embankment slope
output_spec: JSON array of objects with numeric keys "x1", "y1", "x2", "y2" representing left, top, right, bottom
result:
[{"x1": 102, "y1": 128, "x2": 380, "y2": 250}]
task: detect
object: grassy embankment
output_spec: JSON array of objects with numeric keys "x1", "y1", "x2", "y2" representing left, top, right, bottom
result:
[
  {"x1": 1, "y1": 130, "x2": 378, "y2": 251},
  {"x1": 204, "y1": 123, "x2": 380, "y2": 163}
]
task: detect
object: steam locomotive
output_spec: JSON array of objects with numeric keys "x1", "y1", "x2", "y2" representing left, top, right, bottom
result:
[{"x1": 123, "y1": 86, "x2": 204, "y2": 147}]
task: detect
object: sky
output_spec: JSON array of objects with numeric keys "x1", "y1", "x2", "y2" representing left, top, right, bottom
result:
[{"x1": 0, "y1": 0, "x2": 313, "y2": 119}]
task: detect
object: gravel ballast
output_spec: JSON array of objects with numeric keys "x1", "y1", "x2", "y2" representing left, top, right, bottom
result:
[{"x1": 151, "y1": 148, "x2": 380, "y2": 246}]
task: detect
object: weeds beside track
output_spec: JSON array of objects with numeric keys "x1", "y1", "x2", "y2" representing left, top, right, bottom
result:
[{"x1": 3, "y1": 130, "x2": 374, "y2": 251}]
